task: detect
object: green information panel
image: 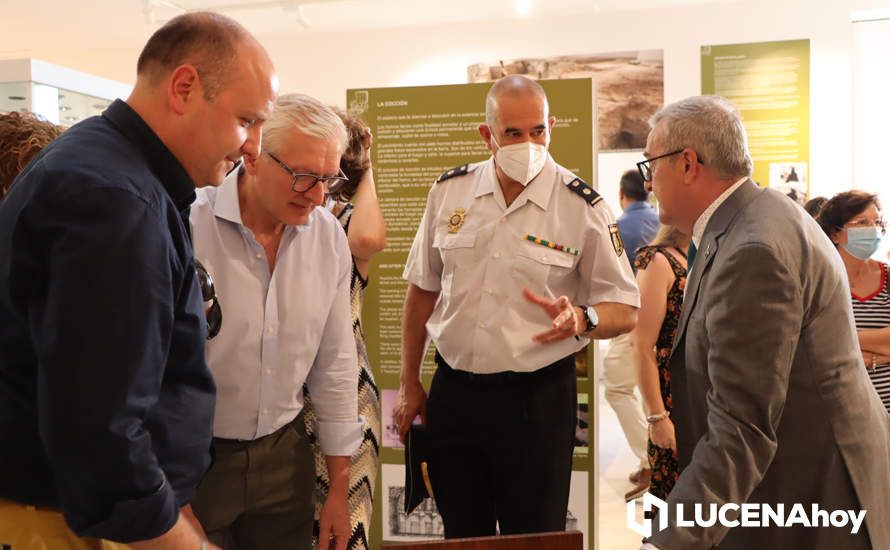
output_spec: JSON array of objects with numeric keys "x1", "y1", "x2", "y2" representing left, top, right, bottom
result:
[
  {"x1": 701, "y1": 39, "x2": 810, "y2": 202},
  {"x1": 347, "y1": 79, "x2": 596, "y2": 548}
]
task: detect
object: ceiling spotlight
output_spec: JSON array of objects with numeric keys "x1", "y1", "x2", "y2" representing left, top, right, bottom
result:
[
  {"x1": 65, "y1": 116, "x2": 78, "y2": 122},
  {"x1": 59, "y1": 105, "x2": 71, "y2": 111},
  {"x1": 92, "y1": 103, "x2": 109, "y2": 109},
  {"x1": 516, "y1": 0, "x2": 533, "y2": 16},
  {"x1": 8, "y1": 95, "x2": 26, "y2": 101}
]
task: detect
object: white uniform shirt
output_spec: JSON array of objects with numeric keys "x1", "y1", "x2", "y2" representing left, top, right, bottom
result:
[
  {"x1": 403, "y1": 156, "x2": 639, "y2": 374},
  {"x1": 190, "y1": 172, "x2": 362, "y2": 456}
]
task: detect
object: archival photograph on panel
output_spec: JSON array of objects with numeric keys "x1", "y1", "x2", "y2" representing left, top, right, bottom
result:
[
  {"x1": 380, "y1": 389, "x2": 404, "y2": 449},
  {"x1": 468, "y1": 50, "x2": 664, "y2": 152},
  {"x1": 769, "y1": 161, "x2": 808, "y2": 205},
  {"x1": 382, "y1": 463, "x2": 445, "y2": 542},
  {"x1": 575, "y1": 393, "x2": 590, "y2": 458}
]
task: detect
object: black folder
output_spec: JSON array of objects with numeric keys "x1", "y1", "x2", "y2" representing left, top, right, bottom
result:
[{"x1": 404, "y1": 424, "x2": 435, "y2": 514}]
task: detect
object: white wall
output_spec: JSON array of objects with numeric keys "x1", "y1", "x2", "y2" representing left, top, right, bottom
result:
[
  {"x1": 852, "y1": 16, "x2": 890, "y2": 260},
  {"x1": 3, "y1": 0, "x2": 874, "y2": 211},
  {"x1": 252, "y1": 0, "x2": 857, "y2": 211}
]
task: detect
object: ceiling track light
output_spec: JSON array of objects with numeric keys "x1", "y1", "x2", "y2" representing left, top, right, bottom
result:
[{"x1": 515, "y1": 0, "x2": 533, "y2": 17}]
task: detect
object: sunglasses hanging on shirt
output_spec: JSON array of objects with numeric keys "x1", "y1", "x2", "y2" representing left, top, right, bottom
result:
[{"x1": 195, "y1": 259, "x2": 222, "y2": 340}]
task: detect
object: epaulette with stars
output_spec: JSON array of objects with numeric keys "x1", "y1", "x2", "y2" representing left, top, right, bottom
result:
[
  {"x1": 435, "y1": 163, "x2": 477, "y2": 183},
  {"x1": 564, "y1": 176, "x2": 603, "y2": 207}
]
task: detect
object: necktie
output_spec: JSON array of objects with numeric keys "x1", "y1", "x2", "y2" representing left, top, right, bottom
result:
[{"x1": 687, "y1": 241, "x2": 697, "y2": 270}]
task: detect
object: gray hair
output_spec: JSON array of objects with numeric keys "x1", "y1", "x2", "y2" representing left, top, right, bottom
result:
[
  {"x1": 263, "y1": 93, "x2": 347, "y2": 156},
  {"x1": 484, "y1": 75, "x2": 549, "y2": 128},
  {"x1": 649, "y1": 95, "x2": 752, "y2": 180}
]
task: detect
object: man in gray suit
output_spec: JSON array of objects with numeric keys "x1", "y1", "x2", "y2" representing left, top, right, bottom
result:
[{"x1": 637, "y1": 95, "x2": 890, "y2": 549}]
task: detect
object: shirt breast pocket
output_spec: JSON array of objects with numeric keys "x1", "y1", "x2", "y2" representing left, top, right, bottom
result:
[
  {"x1": 512, "y1": 241, "x2": 576, "y2": 289},
  {"x1": 433, "y1": 232, "x2": 477, "y2": 297}
]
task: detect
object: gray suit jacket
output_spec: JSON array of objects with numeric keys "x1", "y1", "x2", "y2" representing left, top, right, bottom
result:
[{"x1": 647, "y1": 181, "x2": 890, "y2": 549}]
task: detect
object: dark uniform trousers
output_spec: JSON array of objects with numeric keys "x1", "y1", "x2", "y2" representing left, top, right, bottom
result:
[
  {"x1": 191, "y1": 411, "x2": 315, "y2": 550},
  {"x1": 426, "y1": 351, "x2": 577, "y2": 539}
]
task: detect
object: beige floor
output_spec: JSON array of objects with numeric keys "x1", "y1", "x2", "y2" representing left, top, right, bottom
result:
[{"x1": 596, "y1": 363, "x2": 648, "y2": 550}]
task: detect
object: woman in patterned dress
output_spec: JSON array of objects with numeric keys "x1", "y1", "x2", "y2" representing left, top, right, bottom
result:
[
  {"x1": 305, "y1": 110, "x2": 386, "y2": 549},
  {"x1": 630, "y1": 224, "x2": 688, "y2": 500},
  {"x1": 818, "y1": 191, "x2": 890, "y2": 413}
]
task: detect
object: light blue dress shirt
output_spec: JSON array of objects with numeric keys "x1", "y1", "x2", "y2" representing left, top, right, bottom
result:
[
  {"x1": 618, "y1": 201, "x2": 660, "y2": 271},
  {"x1": 190, "y1": 172, "x2": 362, "y2": 456}
]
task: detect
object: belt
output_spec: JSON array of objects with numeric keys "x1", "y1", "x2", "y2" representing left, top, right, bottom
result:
[
  {"x1": 212, "y1": 410, "x2": 306, "y2": 448},
  {"x1": 434, "y1": 350, "x2": 574, "y2": 387}
]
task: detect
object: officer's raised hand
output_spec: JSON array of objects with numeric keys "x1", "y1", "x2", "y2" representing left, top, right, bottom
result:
[{"x1": 523, "y1": 287, "x2": 585, "y2": 343}]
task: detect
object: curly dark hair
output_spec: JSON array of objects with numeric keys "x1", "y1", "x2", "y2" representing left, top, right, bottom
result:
[
  {"x1": 816, "y1": 190, "x2": 880, "y2": 240},
  {"x1": 331, "y1": 108, "x2": 371, "y2": 202},
  {"x1": 0, "y1": 111, "x2": 63, "y2": 200},
  {"x1": 803, "y1": 196, "x2": 827, "y2": 218}
]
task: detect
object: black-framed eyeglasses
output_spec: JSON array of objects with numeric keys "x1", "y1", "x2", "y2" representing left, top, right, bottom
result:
[
  {"x1": 266, "y1": 151, "x2": 349, "y2": 194},
  {"x1": 636, "y1": 149, "x2": 704, "y2": 182},
  {"x1": 195, "y1": 260, "x2": 222, "y2": 340}
]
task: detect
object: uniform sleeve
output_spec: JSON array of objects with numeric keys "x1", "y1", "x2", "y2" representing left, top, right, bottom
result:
[
  {"x1": 576, "y1": 201, "x2": 640, "y2": 308},
  {"x1": 402, "y1": 185, "x2": 444, "y2": 291},
  {"x1": 306, "y1": 230, "x2": 363, "y2": 457},
  {"x1": 11, "y1": 186, "x2": 179, "y2": 542}
]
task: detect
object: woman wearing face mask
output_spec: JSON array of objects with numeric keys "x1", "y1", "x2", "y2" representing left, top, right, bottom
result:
[{"x1": 818, "y1": 190, "x2": 890, "y2": 412}]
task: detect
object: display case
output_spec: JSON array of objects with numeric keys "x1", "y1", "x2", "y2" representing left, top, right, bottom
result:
[{"x1": 0, "y1": 58, "x2": 131, "y2": 125}]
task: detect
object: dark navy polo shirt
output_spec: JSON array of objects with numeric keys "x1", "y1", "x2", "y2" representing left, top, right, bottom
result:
[{"x1": 0, "y1": 100, "x2": 215, "y2": 542}]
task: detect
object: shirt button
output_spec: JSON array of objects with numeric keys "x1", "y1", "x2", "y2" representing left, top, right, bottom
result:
[
  {"x1": 485, "y1": 288, "x2": 493, "y2": 294},
  {"x1": 265, "y1": 368, "x2": 272, "y2": 374},
  {"x1": 493, "y1": 252, "x2": 501, "y2": 259},
  {"x1": 255, "y1": 253, "x2": 262, "y2": 259},
  {"x1": 478, "y1": 321, "x2": 487, "y2": 328},
  {"x1": 267, "y1": 325, "x2": 276, "y2": 334},
  {"x1": 262, "y1": 409, "x2": 270, "y2": 414}
]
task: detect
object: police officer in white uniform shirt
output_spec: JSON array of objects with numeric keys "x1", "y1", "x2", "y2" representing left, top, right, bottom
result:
[{"x1": 394, "y1": 75, "x2": 640, "y2": 538}]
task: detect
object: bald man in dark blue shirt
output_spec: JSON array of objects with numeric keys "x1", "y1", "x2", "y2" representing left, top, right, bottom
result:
[{"x1": 0, "y1": 12, "x2": 277, "y2": 550}]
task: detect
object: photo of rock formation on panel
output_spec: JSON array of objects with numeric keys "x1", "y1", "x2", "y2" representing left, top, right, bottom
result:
[{"x1": 468, "y1": 51, "x2": 664, "y2": 152}]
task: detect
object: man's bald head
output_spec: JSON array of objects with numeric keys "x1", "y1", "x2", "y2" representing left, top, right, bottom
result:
[
  {"x1": 136, "y1": 11, "x2": 255, "y2": 99},
  {"x1": 485, "y1": 75, "x2": 549, "y2": 129}
]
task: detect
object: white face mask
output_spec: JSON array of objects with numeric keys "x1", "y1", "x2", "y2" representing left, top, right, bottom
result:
[{"x1": 490, "y1": 132, "x2": 548, "y2": 186}]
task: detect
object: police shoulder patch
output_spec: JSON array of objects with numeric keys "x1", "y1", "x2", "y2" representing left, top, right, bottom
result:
[
  {"x1": 436, "y1": 163, "x2": 475, "y2": 183},
  {"x1": 609, "y1": 223, "x2": 625, "y2": 257},
  {"x1": 564, "y1": 177, "x2": 603, "y2": 207}
]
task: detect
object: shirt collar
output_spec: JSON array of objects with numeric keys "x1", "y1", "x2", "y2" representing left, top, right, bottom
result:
[
  {"x1": 474, "y1": 154, "x2": 557, "y2": 211},
  {"x1": 474, "y1": 158, "x2": 498, "y2": 198},
  {"x1": 524, "y1": 154, "x2": 557, "y2": 210},
  {"x1": 624, "y1": 201, "x2": 651, "y2": 213},
  {"x1": 213, "y1": 168, "x2": 244, "y2": 225},
  {"x1": 102, "y1": 99, "x2": 195, "y2": 211},
  {"x1": 213, "y1": 168, "x2": 314, "y2": 234},
  {"x1": 692, "y1": 176, "x2": 749, "y2": 247}
]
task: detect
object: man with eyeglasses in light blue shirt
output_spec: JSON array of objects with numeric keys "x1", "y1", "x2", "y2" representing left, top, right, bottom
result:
[{"x1": 189, "y1": 93, "x2": 361, "y2": 550}]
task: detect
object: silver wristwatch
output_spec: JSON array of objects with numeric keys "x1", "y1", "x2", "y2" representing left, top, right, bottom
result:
[{"x1": 578, "y1": 304, "x2": 598, "y2": 333}]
